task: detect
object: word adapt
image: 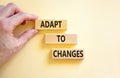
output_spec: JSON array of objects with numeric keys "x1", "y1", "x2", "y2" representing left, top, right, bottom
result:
[{"x1": 35, "y1": 20, "x2": 67, "y2": 30}]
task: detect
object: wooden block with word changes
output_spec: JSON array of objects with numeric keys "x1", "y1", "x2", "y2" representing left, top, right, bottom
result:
[
  {"x1": 35, "y1": 20, "x2": 67, "y2": 30},
  {"x1": 45, "y1": 34, "x2": 77, "y2": 44},
  {"x1": 52, "y1": 49, "x2": 84, "y2": 59}
]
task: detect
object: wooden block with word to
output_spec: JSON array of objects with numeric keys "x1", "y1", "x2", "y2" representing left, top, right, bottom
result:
[
  {"x1": 45, "y1": 34, "x2": 77, "y2": 44},
  {"x1": 52, "y1": 49, "x2": 84, "y2": 59},
  {"x1": 35, "y1": 20, "x2": 67, "y2": 30}
]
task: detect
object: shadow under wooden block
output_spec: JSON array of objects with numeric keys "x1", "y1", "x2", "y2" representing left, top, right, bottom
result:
[
  {"x1": 47, "y1": 50, "x2": 84, "y2": 65},
  {"x1": 39, "y1": 29, "x2": 66, "y2": 34}
]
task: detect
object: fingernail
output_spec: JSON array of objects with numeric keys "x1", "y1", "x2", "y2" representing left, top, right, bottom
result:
[
  {"x1": 32, "y1": 14, "x2": 38, "y2": 19},
  {"x1": 33, "y1": 29, "x2": 38, "y2": 34}
]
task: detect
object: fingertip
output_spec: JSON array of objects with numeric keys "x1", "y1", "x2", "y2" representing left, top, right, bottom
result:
[
  {"x1": 23, "y1": 29, "x2": 38, "y2": 39},
  {"x1": 31, "y1": 14, "x2": 38, "y2": 19},
  {"x1": 18, "y1": 29, "x2": 38, "y2": 47},
  {"x1": 30, "y1": 29, "x2": 38, "y2": 34},
  {"x1": 7, "y1": 3, "x2": 14, "y2": 6}
]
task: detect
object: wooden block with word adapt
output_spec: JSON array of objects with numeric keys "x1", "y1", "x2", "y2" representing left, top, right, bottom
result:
[
  {"x1": 35, "y1": 20, "x2": 67, "y2": 30},
  {"x1": 45, "y1": 34, "x2": 77, "y2": 44},
  {"x1": 52, "y1": 49, "x2": 84, "y2": 59}
]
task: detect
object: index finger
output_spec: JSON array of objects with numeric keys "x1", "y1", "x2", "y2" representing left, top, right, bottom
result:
[
  {"x1": 0, "y1": 3, "x2": 21, "y2": 18},
  {"x1": 7, "y1": 12, "x2": 38, "y2": 30}
]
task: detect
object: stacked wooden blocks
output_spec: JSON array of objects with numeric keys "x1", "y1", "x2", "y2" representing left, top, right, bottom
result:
[{"x1": 35, "y1": 20, "x2": 84, "y2": 59}]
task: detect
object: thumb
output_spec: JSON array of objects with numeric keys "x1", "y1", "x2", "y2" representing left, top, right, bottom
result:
[{"x1": 18, "y1": 29, "x2": 38, "y2": 47}]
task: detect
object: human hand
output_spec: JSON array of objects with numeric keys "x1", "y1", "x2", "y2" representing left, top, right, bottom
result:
[{"x1": 0, "y1": 3, "x2": 38, "y2": 64}]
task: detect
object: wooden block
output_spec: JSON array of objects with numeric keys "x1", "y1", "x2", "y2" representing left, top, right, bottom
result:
[
  {"x1": 35, "y1": 20, "x2": 67, "y2": 30},
  {"x1": 52, "y1": 49, "x2": 84, "y2": 59},
  {"x1": 45, "y1": 34, "x2": 77, "y2": 44}
]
